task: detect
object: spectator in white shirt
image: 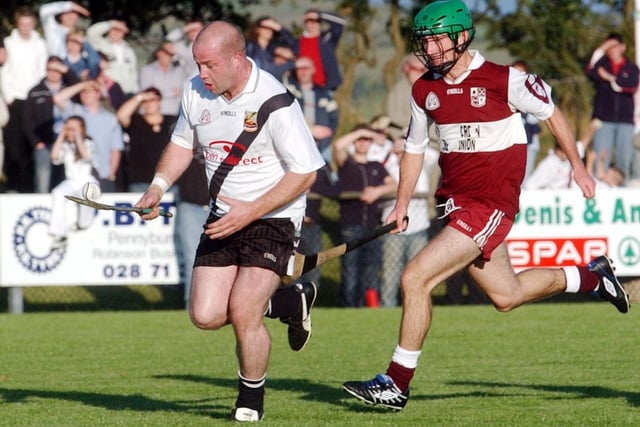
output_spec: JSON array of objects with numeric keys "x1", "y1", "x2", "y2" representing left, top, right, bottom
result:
[
  {"x1": 39, "y1": 1, "x2": 90, "y2": 58},
  {"x1": 87, "y1": 20, "x2": 138, "y2": 96}
]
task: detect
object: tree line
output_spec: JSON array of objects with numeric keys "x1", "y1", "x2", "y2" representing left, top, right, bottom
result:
[{"x1": 0, "y1": 0, "x2": 629, "y2": 138}]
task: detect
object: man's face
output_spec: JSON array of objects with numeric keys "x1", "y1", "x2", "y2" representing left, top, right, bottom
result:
[
  {"x1": 422, "y1": 34, "x2": 455, "y2": 69},
  {"x1": 606, "y1": 40, "x2": 625, "y2": 60},
  {"x1": 16, "y1": 15, "x2": 36, "y2": 38},
  {"x1": 303, "y1": 15, "x2": 321, "y2": 35},
  {"x1": 295, "y1": 60, "x2": 314, "y2": 83},
  {"x1": 80, "y1": 87, "x2": 101, "y2": 106},
  {"x1": 46, "y1": 62, "x2": 64, "y2": 84},
  {"x1": 59, "y1": 11, "x2": 79, "y2": 28},
  {"x1": 66, "y1": 38, "x2": 83, "y2": 55},
  {"x1": 193, "y1": 42, "x2": 238, "y2": 96}
]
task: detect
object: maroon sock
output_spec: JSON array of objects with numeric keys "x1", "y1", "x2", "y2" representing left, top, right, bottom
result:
[
  {"x1": 577, "y1": 265, "x2": 599, "y2": 293},
  {"x1": 386, "y1": 361, "x2": 414, "y2": 392}
]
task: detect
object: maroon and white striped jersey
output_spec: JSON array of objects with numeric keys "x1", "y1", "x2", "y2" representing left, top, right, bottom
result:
[{"x1": 405, "y1": 51, "x2": 556, "y2": 218}]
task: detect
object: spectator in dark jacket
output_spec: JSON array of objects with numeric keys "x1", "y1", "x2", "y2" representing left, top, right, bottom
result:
[
  {"x1": 23, "y1": 55, "x2": 80, "y2": 192},
  {"x1": 293, "y1": 9, "x2": 346, "y2": 91},
  {"x1": 585, "y1": 32, "x2": 639, "y2": 182},
  {"x1": 283, "y1": 56, "x2": 338, "y2": 163}
]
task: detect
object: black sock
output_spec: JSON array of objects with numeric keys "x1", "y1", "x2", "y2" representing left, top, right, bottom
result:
[
  {"x1": 264, "y1": 285, "x2": 300, "y2": 319},
  {"x1": 235, "y1": 371, "x2": 265, "y2": 412}
]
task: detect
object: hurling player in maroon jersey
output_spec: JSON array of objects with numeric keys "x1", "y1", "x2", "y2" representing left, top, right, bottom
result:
[{"x1": 343, "y1": 0, "x2": 629, "y2": 411}]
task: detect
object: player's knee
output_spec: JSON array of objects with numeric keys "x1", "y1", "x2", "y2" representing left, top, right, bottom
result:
[
  {"x1": 400, "y1": 268, "x2": 435, "y2": 294},
  {"x1": 189, "y1": 308, "x2": 226, "y2": 330}
]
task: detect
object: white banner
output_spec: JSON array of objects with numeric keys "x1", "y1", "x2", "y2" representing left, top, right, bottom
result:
[
  {"x1": 507, "y1": 189, "x2": 640, "y2": 276},
  {"x1": 0, "y1": 193, "x2": 179, "y2": 287}
]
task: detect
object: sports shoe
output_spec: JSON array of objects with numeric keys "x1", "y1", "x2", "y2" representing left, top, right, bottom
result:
[
  {"x1": 588, "y1": 255, "x2": 629, "y2": 314},
  {"x1": 280, "y1": 282, "x2": 317, "y2": 352},
  {"x1": 232, "y1": 407, "x2": 264, "y2": 422},
  {"x1": 342, "y1": 374, "x2": 410, "y2": 410}
]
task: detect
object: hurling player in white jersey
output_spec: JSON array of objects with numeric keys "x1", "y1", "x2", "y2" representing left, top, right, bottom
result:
[
  {"x1": 135, "y1": 21, "x2": 324, "y2": 422},
  {"x1": 343, "y1": 0, "x2": 629, "y2": 412}
]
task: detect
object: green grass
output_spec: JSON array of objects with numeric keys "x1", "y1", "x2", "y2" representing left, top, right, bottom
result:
[{"x1": 1, "y1": 304, "x2": 638, "y2": 426}]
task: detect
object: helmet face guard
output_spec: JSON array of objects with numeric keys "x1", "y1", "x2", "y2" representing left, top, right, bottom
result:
[
  {"x1": 411, "y1": 28, "x2": 475, "y2": 75},
  {"x1": 411, "y1": 0, "x2": 476, "y2": 75}
]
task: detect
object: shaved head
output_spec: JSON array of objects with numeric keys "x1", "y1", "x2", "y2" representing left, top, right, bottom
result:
[
  {"x1": 194, "y1": 21, "x2": 246, "y2": 57},
  {"x1": 192, "y1": 20, "x2": 252, "y2": 99}
]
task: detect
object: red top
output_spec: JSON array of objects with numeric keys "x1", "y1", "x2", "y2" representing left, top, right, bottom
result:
[{"x1": 299, "y1": 35, "x2": 326, "y2": 87}]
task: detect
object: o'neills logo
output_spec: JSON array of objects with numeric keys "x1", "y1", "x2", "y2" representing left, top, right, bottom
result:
[
  {"x1": 244, "y1": 111, "x2": 258, "y2": 132},
  {"x1": 13, "y1": 206, "x2": 65, "y2": 273}
]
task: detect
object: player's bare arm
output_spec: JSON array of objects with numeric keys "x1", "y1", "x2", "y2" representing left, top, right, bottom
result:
[
  {"x1": 205, "y1": 170, "x2": 317, "y2": 239},
  {"x1": 136, "y1": 142, "x2": 194, "y2": 220},
  {"x1": 545, "y1": 108, "x2": 596, "y2": 198}
]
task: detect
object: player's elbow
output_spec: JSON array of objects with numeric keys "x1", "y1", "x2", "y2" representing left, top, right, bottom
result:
[{"x1": 490, "y1": 296, "x2": 520, "y2": 313}]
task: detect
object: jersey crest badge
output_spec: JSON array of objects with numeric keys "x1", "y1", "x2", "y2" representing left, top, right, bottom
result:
[
  {"x1": 199, "y1": 109, "x2": 211, "y2": 124},
  {"x1": 244, "y1": 111, "x2": 258, "y2": 132},
  {"x1": 426, "y1": 92, "x2": 440, "y2": 111},
  {"x1": 470, "y1": 87, "x2": 486, "y2": 108},
  {"x1": 525, "y1": 74, "x2": 549, "y2": 103}
]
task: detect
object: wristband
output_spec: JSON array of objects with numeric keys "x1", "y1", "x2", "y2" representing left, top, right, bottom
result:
[{"x1": 151, "y1": 175, "x2": 170, "y2": 193}]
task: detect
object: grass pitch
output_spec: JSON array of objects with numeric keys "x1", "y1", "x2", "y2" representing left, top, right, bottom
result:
[{"x1": 0, "y1": 303, "x2": 638, "y2": 426}]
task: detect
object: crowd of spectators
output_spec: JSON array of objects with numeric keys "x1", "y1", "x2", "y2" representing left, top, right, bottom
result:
[
  {"x1": 0, "y1": 3, "x2": 347, "y2": 195},
  {"x1": 0, "y1": 3, "x2": 638, "y2": 307}
]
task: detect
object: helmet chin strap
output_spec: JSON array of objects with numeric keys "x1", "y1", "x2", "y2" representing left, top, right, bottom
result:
[{"x1": 427, "y1": 46, "x2": 462, "y2": 75}]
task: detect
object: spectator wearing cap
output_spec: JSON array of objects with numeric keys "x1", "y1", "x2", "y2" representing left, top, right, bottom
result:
[
  {"x1": 87, "y1": 20, "x2": 139, "y2": 97},
  {"x1": 333, "y1": 124, "x2": 397, "y2": 307},
  {"x1": 293, "y1": 9, "x2": 346, "y2": 91},
  {"x1": 64, "y1": 29, "x2": 101, "y2": 80},
  {"x1": 283, "y1": 56, "x2": 338, "y2": 164},
  {"x1": 586, "y1": 32, "x2": 639, "y2": 181},
  {"x1": 39, "y1": 1, "x2": 91, "y2": 58},
  {"x1": 139, "y1": 41, "x2": 188, "y2": 117}
]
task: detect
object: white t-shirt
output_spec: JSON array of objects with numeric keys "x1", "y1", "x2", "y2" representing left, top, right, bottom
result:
[
  {"x1": 171, "y1": 58, "x2": 325, "y2": 219},
  {"x1": 381, "y1": 146, "x2": 439, "y2": 234}
]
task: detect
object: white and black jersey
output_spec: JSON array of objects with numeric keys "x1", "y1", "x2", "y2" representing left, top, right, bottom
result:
[{"x1": 171, "y1": 58, "x2": 325, "y2": 219}]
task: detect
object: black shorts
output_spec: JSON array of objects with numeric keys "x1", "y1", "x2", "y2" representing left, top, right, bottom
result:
[{"x1": 194, "y1": 214, "x2": 296, "y2": 276}]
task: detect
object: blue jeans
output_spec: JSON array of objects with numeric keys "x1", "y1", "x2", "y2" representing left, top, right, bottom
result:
[
  {"x1": 33, "y1": 146, "x2": 51, "y2": 193},
  {"x1": 339, "y1": 224, "x2": 382, "y2": 307},
  {"x1": 298, "y1": 221, "x2": 322, "y2": 286},
  {"x1": 380, "y1": 230, "x2": 429, "y2": 307},
  {"x1": 593, "y1": 121, "x2": 635, "y2": 181},
  {"x1": 176, "y1": 201, "x2": 209, "y2": 303}
]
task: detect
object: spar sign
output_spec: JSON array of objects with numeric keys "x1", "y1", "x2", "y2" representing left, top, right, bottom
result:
[{"x1": 506, "y1": 189, "x2": 640, "y2": 276}]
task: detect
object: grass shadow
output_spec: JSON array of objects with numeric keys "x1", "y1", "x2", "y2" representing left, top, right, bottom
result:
[{"x1": 447, "y1": 380, "x2": 640, "y2": 407}]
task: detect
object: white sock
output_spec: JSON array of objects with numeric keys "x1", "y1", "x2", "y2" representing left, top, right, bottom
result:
[
  {"x1": 238, "y1": 370, "x2": 266, "y2": 387},
  {"x1": 562, "y1": 266, "x2": 580, "y2": 293},
  {"x1": 391, "y1": 345, "x2": 421, "y2": 369}
]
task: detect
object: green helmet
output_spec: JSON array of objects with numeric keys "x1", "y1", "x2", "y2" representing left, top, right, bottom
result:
[{"x1": 411, "y1": 0, "x2": 476, "y2": 73}]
